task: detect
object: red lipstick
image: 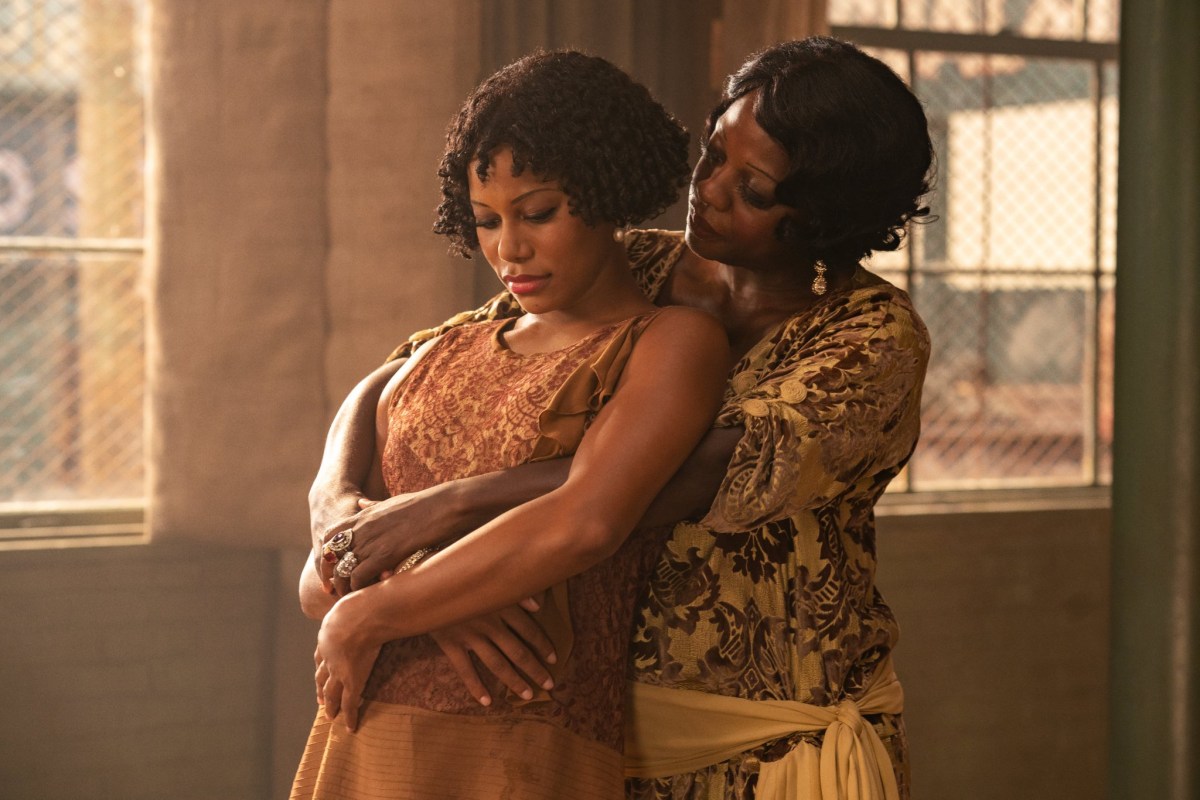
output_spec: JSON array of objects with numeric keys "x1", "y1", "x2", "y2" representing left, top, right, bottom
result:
[
  {"x1": 503, "y1": 274, "x2": 550, "y2": 295},
  {"x1": 688, "y1": 206, "x2": 718, "y2": 240}
]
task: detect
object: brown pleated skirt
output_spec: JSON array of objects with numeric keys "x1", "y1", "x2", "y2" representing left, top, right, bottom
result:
[{"x1": 291, "y1": 702, "x2": 623, "y2": 800}]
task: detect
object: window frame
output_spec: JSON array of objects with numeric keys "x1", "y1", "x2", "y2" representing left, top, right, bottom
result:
[
  {"x1": 830, "y1": 21, "x2": 1119, "y2": 496},
  {"x1": 0, "y1": 0, "x2": 149, "y2": 545},
  {"x1": 0, "y1": 238, "x2": 147, "y2": 549}
]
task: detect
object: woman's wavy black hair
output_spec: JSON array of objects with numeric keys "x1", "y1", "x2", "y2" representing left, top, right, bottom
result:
[
  {"x1": 709, "y1": 37, "x2": 934, "y2": 271},
  {"x1": 434, "y1": 50, "x2": 690, "y2": 256}
]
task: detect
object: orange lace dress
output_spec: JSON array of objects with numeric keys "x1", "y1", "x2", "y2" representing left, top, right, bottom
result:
[{"x1": 292, "y1": 313, "x2": 667, "y2": 800}]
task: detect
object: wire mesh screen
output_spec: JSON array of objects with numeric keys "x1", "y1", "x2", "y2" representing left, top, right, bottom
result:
[
  {"x1": 832, "y1": 1, "x2": 1118, "y2": 490},
  {"x1": 831, "y1": 0, "x2": 1119, "y2": 41},
  {"x1": 0, "y1": 0, "x2": 145, "y2": 504}
]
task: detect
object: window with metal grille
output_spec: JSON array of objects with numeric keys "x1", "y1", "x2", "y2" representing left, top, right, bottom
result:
[
  {"x1": 0, "y1": 0, "x2": 145, "y2": 541},
  {"x1": 829, "y1": 0, "x2": 1118, "y2": 491}
]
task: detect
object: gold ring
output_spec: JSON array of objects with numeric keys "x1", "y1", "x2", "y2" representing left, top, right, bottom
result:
[{"x1": 321, "y1": 529, "x2": 354, "y2": 562}]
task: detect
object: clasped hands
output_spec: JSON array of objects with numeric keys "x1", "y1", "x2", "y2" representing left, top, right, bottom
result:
[
  {"x1": 312, "y1": 490, "x2": 449, "y2": 597},
  {"x1": 310, "y1": 491, "x2": 558, "y2": 732}
]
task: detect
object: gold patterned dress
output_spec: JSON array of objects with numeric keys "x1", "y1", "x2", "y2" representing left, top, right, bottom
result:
[
  {"x1": 389, "y1": 230, "x2": 931, "y2": 800},
  {"x1": 292, "y1": 313, "x2": 669, "y2": 800}
]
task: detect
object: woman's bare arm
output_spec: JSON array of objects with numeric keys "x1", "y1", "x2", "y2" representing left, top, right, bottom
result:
[
  {"x1": 638, "y1": 425, "x2": 741, "y2": 528},
  {"x1": 318, "y1": 421, "x2": 741, "y2": 599},
  {"x1": 308, "y1": 358, "x2": 403, "y2": 550},
  {"x1": 315, "y1": 307, "x2": 730, "y2": 729},
  {"x1": 301, "y1": 329, "x2": 738, "y2": 702},
  {"x1": 306, "y1": 331, "x2": 738, "y2": 596},
  {"x1": 324, "y1": 460, "x2": 571, "y2": 595},
  {"x1": 300, "y1": 348, "x2": 575, "y2": 614}
]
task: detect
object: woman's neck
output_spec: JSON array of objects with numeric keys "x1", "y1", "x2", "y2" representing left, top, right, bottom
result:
[
  {"x1": 716, "y1": 259, "x2": 814, "y2": 308},
  {"x1": 664, "y1": 249, "x2": 839, "y2": 364},
  {"x1": 508, "y1": 253, "x2": 653, "y2": 353}
]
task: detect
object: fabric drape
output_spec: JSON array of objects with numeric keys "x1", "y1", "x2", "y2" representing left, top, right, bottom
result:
[{"x1": 625, "y1": 659, "x2": 902, "y2": 800}]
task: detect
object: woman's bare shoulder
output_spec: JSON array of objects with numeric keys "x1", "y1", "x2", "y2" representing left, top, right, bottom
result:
[
  {"x1": 632, "y1": 305, "x2": 729, "y2": 370},
  {"x1": 647, "y1": 304, "x2": 726, "y2": 338}
]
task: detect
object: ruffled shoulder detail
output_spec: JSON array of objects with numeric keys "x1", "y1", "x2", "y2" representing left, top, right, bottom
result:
[
  {"x1": 387, "y1": 292, "x2": 524, "y2": 362},
  {"x1": 530, "y1": 310, "x2": 665, "y2": 461}
]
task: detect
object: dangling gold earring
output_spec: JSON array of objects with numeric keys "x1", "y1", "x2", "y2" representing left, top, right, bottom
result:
[
  {"x1": 613, "y1": 227, "x2": 627, "y2": 244},
  {"x1": 811, "y1": 263, "x2": 828, "y2": 296}
]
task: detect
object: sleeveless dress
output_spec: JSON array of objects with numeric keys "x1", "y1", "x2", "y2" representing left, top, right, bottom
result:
[
  {"x1": 386, "y1": 230, "x2": 930, "y2": 799},
  {"x1": 292, "y1": 312, "x2": 668, "y2": 800}
]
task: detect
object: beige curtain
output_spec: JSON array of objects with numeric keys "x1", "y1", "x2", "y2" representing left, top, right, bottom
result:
[
  {"x1": 146, "y1": 2, "x2": 330, "y2": 547},
  {"x1": 146, "y1": 1, "x2": 480, "y2": 547},
  {"x1": 714, "y1": 0, "x2": 830, "y2": 86}
]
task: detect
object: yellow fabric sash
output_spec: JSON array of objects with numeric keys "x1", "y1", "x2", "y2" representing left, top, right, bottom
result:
[{"x1": 624, "y1": 659, "x2": 904, "y2": 800}]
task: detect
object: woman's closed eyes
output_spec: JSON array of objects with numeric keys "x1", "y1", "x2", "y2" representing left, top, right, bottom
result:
[
  {"x1": 699, "y1": 140, "x2": 776, "y2": 210},
  {"x1": 473, "y1": 206, "x2": 559, "y2": 230}
]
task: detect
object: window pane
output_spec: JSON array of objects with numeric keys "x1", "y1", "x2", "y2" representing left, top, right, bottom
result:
[
  {"x1": 1, "y1": 1, "x2": 144, "y2": 239},
  {"x1": 829, "y1": 2, "x2": 1118, "y2": 491},
  {"x1": 1086, "y1": 0, "x2": 1120, "y2": 42},
  {"x1": 828, "y1": 0, "x2": 899, "y2": 27},
  {"x1": 0, "y1": 0, "x2": 145, "y2": 505},
  {"x1": 912, "y1": 272, "x2": 1096, "y2": 487},
  {"x1": 901, "y1": 0, "x2": 1005, "y2": 35},
  {"x1": 896, "y1": 0, "x2": 1109, "y2": 39},
  {"x1": 1015, "y1": 0, "x2": 1087, "y2": 41},
  {"x1": 914, "y1": 53, "x2": 1100, "y2": 274},
  {"x1": 0, "y1": 251, "x2": 143, "y2": 502},
  {"x1": 1099, "y1": 63, "x2": 1118, "y2": 273},
  {"x1": 905, "y1": 52, "x2": 1112, "y2": 488}
]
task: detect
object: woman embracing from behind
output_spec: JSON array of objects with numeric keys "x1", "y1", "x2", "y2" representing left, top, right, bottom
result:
[{"x1": 621, "y1": 37, "x2": 933, "y2": 800}]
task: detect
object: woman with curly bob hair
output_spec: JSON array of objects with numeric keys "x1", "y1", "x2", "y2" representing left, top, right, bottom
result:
[
  {"x1": 433, "y1": 49, "x2": 690, "y2": 256},
  {"x1": 306, "y1": 38, "x2": 933, "y2": 799},
  {"x1": 292, "y1": 51, "x2": 728, "y2": 800}
]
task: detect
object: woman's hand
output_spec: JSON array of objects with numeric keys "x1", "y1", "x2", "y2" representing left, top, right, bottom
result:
[
  {"x1": 430, "y1": 596, "x2": 557, "y2": 706},
  {"x1": 306, "y1": 358, "x2": 406, "y2": 590},
  {"x1": 311, "y1": 484, "x2": 367, "y2": 548},
  {"x1": 299, "y1": 554, "x2": 337, "y2": 620},
  {"x1": 314, "y1": 596, "x2": 382, "y2": 733},
  {"x1": 323, "y1": 487, "x2": 462, "y2": 595},
  {"x1": 309, "y1": 487, "x2": 366, "y2": 595}
]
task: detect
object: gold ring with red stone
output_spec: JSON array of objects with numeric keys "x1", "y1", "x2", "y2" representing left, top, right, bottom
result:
[{"x1": 321, "y1": 529, "x2": 354, "y2": 563}]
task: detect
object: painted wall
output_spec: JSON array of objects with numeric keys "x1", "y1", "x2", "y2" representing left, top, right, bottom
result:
[
  {"x1": 881, "y1": 505, "x2": 1110, "y2": 799},
  {"x1": 0, "y1": 506, "x2": 1109, "y2": 799}
]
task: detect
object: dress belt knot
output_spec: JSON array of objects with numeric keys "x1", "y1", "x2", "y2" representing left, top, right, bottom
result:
[{"x1": 832, "y1": 697, "x2": 867, "y2": 736}]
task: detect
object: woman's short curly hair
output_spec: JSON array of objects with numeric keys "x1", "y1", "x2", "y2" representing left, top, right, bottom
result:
[
  {"x1": 434, "y1": 50, "x2": 690, "y2": 257},
  {"x1": 711, "y1": 37, "x2": 934, "y2": 271}
]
